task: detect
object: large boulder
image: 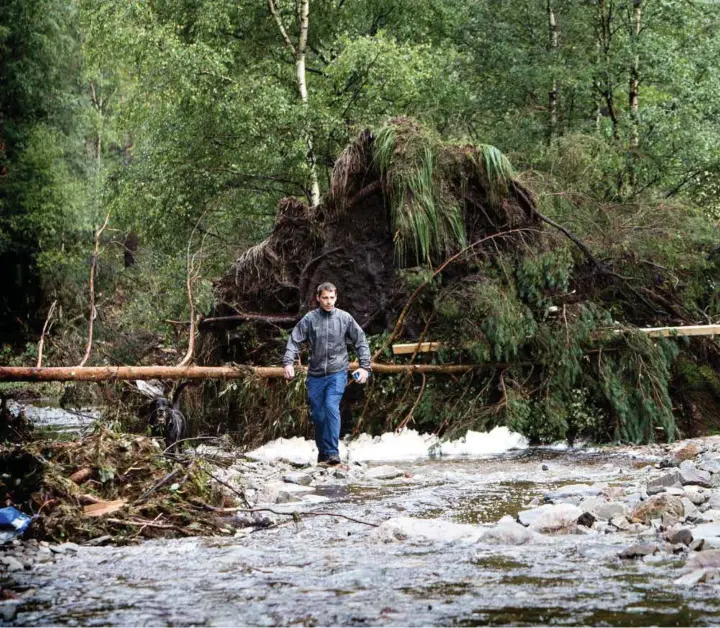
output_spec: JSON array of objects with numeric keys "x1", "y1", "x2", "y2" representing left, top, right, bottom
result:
[{"x1": 518, "y1": 504, "x2": 583, "y2": 533}]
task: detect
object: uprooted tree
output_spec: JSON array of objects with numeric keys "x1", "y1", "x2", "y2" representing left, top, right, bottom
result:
[{"x1": 197, "y1": 118, "x2": 720, "y2": 446}]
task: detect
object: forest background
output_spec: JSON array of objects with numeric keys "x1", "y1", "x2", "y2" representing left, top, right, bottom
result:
[{"x1": 2, "y1": 0, "x2": 720, "y2": 444}]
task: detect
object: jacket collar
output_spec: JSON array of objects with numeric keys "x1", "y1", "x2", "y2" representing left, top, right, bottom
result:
[{"x1": 317, "y1": 306, "x2": 336, "y2": 317}]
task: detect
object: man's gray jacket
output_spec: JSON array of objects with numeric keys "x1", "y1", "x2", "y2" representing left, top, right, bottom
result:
[{"x1": 283, "y1": 307, "x2": 372, "y2": 377}]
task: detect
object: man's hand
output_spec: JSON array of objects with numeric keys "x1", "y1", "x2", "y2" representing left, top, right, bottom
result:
[
  {"x1": 283, "y1": 365, "x2": 295, "y2": 380},
  {"x1": 352, "y1": 368, "x2": 369, "y2": 384}
]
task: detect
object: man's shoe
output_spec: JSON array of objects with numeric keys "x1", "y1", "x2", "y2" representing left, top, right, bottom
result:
[{"x1": 326, "y1": 454, "x2": 342, "y2": 466}]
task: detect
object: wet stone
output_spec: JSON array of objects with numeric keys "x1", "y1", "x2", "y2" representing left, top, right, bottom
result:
[
  {"x1": 675, "y1": 569, "x2": 708, "y2": 586},
  {"x1": 283, "y1": 472, "x2": 313, "y2": 486},
  {"x1": 666, "y1": 528, "x2": 693, "y2": 546},
  {"x1": 1, "y1": 556, "x2": 23, "y2": 572},
  {"x1": 365, "y1": 466, "x2": 405, "y2": 481},
  {"x1": 610, "y1": 515, "x2": 630, "y2": 531},
  {"x1": 690, "y1": 538, "x2": 706, "y2": 552},
  {"x1": 544, "y1": 484, "x2": 604, "y2": 503},
  {"x1": 687, "y1": 549, "x2": 720, "y2": 569},
  {"x1": 577, "y1": 512, "x2": 596, "y2": 528},
  {"x1": 619, "y1": 543, "x2": 659, "y2": 559}
]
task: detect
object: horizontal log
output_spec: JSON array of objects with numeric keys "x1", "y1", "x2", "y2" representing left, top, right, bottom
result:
[
  {"x1": 0, "y1": 362, "x2": 479, "y2": 382},
  {"x1": 199, "y1": 313, "x2": 297, "y2": 326},
  {"x1": 392, "y1": 325, "x2": 720, "y2": 355}
]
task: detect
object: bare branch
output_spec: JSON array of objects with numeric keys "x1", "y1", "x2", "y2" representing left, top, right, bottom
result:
[
  {"x1": 36, "y1": 300, "x2": 57, "y2": 368},
  {"x1": 79, "y1": 212, "x2": 110, "y2": 367},
  {"x1": 268, "y1": 0, "x2": 297, "y2": 59}
]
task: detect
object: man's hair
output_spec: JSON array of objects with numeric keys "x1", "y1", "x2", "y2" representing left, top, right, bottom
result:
[{"x1": 316, "y1": 282, "x2": 337, "y2": 296}]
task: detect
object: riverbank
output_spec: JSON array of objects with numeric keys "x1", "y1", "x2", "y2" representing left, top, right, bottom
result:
[{"x1": 4, "y1": 433, "x2": 720, "y2": 624}]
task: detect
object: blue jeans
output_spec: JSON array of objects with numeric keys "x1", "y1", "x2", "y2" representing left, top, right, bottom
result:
[{"x1": 307, "y1": 371, "x2": 346, "y2": 459}]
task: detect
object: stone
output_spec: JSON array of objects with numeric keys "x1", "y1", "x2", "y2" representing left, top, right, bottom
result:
[
  {"x1": 682, "y1": 498, "x2": 700, "y2": 520},
  {"x1": 631, "y1": 494, "x2": 684, "y2": 525},
  {"x1": 1, "y1": 556, "x2": 23, "y2": 572},
  {"x1": 365, "y1": 466, "x2": 405, "y2": 480},
  {"x1": 275, "y1": 490, "x2": 301, "y2": 504},
  {"x1": 577, "y1": 512, "x2": 596, "y2": 528},
  {"x1": 578, "y1": 496, "x2": 605, "y2": 513},
  {"x1": 684, "y1": 488, "x2": 709, "y2": 506},
  {"x1": 544, "y1": 484, "x2": 606, "y2": 502},
  {"x1": 693, "y1": 523, "x2": 720, "y2": 546},
  {"x1": 680, "y1": 459, "x2": 698, "y2": 471},
  {"x1": 0, "y1": 605, "x2": 17, "y2": 622},
  {"x1": 700, "y1": 509, "x2": 720, "y2": 522},
  {"x1": 674, "y1": 569, "x2": 707, "y2": 586},
  {"x1": 666, "y1": 528, "x2": 693, "y2": 546},
  {"x1": 698, "y1": 457, "x2": 720, "y2": 475},
  {"x1": 647, "y1": 486, "x2": 666, "y2": 496},
  {"x1": 282, "y1": 472, "x2": 313, "y2": 486},
  {"x1": 594, "y1": 502, "x2": 627, "y2": 521},
  {"x1": 619, "y1": 543, "x2": 659, "y2": 559},
  {"x1": 333, "y1": 469, "x2": 348, "y2": 479},
  {"x1": 680, "y1": 467, "x2": 712, "y2": 488},
  {"x1": 646, "y1": 470, "x2": 682, "y2": 490},
  {"x1": 477, "y1": 517, "x2": 536, "y2": 546},
  {"x1": 49, "y1": 543, "x2": 79, "y2": 555},
  {"x1": 675, "y1": 443, "x2": 701, "y2": 462},
  {"x1": 687, "y1": 549, "x2": 720, "y2": 569},
  {"x1": 518, "y1": 504, "x2": 583, "y2": 533},
  {"x1": 690, "y1": 539, "x2": 706, "y2": 552},
  {"x1": 610, "y1": 515, "x2": 630, "y2": 531},
  {"x1": 539, "y1": 463, "x2": 549, "y2": 471},
  {"x1": 706, "y1": 493, "x2": 720, "y2": 510},
  {"x1": 659, "y1": 457, "x2": 679, "y2": 468}
]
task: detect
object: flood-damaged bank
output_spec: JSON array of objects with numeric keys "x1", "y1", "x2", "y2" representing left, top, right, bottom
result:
[{"x1": 4, "y1": 427, "x2": 720, "y2": 624}]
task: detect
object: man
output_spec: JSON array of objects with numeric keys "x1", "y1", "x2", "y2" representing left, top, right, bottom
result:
[{"x1": 283, "y1": 282, "x2": 371, "y2": 466}]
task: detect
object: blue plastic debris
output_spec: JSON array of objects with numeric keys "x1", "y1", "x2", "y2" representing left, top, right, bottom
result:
[{"x1": 0, "y1": 506, "x2": 33, "y2": 544}]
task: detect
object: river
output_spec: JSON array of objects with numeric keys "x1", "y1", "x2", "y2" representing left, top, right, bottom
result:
[{"x1": 5, "y1": 405, "x2": 720, "y2": 626}]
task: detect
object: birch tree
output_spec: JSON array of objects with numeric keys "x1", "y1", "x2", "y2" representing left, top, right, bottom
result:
[{"x1": 268, "y1": 0, "x2": 320, "y2": 207}]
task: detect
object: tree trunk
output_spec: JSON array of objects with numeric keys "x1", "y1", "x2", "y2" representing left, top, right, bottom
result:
[
  {"x1": 0, "y1": 362, "x2": 479, "y2": 382},
  {"x1": 628, "y1": 0, "x2": 642, "y2": 188},
  {"x1": 547, "y1": 0, "x2": 559, "y2": 145},
  {"x1": 268, "y1": 0, "x2": 320, "y2": 207}
]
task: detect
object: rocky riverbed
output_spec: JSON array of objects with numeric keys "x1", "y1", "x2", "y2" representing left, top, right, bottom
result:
[{"x1": 4, "y1": 434, "x2": 720, "y2": 625}]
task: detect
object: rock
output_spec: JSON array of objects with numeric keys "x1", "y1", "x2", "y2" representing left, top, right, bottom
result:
[
  {"x1": 85, "y1": 535, "x2": 113, "y2": 547},
  {"x1": 684, "y1": 488, "x2": 709, "y2": 505},
  {"x1": 526, "y1": 504, "x2": 583, "y2": 533},
  {"x1": 687, "y1": 549, "x2": 720, "y2": 569},
  {"x1": 692, "y1": 523, "x2": 720, "y2": 547},
  {"x1": 675, "y1": 443, "x2": 701, "y2": 462},
  {"x1": 275, "y1": 490, "x2": 302, "y2": 504},
  {"x1": 698, "y1": 457, "x2": 720, "y2": 475},
  {"x1": 0, "y1": 604, "x2": 17, "y2": 622},
  {"x1": 666, "y1": 528, "x2": 693, "y2": 546},
  {"x1": 706, "y1": 493, "x2": 720, "y2": 510},
  {"x1": 631, "y1": 494, "x2": 684, "y2": 525},
  {"x1": 610, "y1": 515, "x2": 630, "y2": 531},
  {"x1": 675, "y1": 569, "x2": 707, "y2": 586},
  {"x1": 578, "y1": 496, "x2": 605, "y2": 513},
  {"x1": 680, "y1": 467, "x2": 712, "y2": 488},
  {"x1": 680, "y1": 459, "x2": 698, "y2": 470},
  {"x1": 699, "y1": 509, "x2": 720, "y2": 522},
  {"x1": 539, "y1": 463, "x2": 549, "y2": 471},
  {"x1": 682, "y1": 498, "x2": 700, "y2": 520},
  {"x1": 619, "y1": 543, "x2": 659, "y2": 559},
  {"x1": 647, "y1": 470, "x2": 682, "y2": 490},
  {"x1": 1, "y1": 556, "x2": 23, "y2": 572},
  {"x1": 647, "y1": 486, "x2": 666, "y2": 496},
  {"x1": 371, "y1": 517, "x2": 481, "y2": 544},
  {"x1": 690, "y1": 539, "x2": 706, "y2": 552},
  {"x1": 577, "y1": 512, "x2": 596, "y2": 528},
  {"x1": 49, "y1": 543, "x2": 79, "y2": 555},
  {"x1": 659, "y1": 457, "x2": 679, "y2": 468},
  {"x1": 594, "y1": 502, "x2": 627, "y2": 521},
  {"x1": 544, "y1": 484, "x2": 605, "y2": 503},
  {"x1": 333, "y1": 469, "x2": 348, "y2": 479},
  {"x1": 282, "y1": 472, "x2": 313, "y2": 486},
  {"x1": 365, "y1": 466, "x2": 405, "y2": 480},
  {"x1": 477, "y1": 517, "x2": 536, "y2": 545}
]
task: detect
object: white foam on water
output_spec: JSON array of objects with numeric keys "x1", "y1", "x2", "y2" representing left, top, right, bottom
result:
[{"x1": 247, "y1": 427, "x2": 528, "y2": 464}]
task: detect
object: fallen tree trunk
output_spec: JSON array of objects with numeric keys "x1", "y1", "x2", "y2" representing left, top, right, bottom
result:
[{"x1": 0, "y1": 362, "x2": 487, "y2": 382}]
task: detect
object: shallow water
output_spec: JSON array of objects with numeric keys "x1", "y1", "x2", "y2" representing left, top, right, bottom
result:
[{"x1": 10, "y1": 448, "x2": 720, "y2": 626}]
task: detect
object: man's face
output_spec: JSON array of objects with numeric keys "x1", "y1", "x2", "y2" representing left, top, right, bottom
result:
[{"x1": 317, "y1": 290, "x2": 337, "y2": 311}]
